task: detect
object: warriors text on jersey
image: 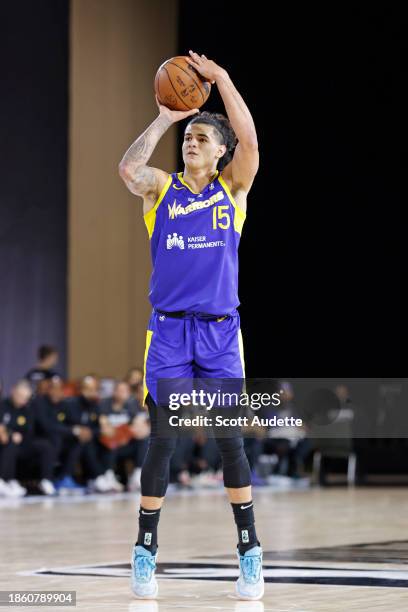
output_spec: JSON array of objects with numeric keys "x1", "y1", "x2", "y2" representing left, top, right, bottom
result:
[{"x1": 143, "y1": 170, "x2": 246, "y2": 314}]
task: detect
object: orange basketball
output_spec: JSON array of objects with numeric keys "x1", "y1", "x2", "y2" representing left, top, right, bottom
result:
[{"x1": 154, "y1": 56, "x2": 211, "y2": 111}]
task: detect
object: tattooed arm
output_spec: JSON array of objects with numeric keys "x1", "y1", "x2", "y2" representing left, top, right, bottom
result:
[
  {"x1": 119, "y1": 114, "x2": 172, "y2": 200},
  {"x1": 119, "y1": 97, "x2": 199, "y2": 210}
]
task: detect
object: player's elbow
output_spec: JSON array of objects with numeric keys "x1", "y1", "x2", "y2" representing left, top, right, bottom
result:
[{"x1": 118, "y1": 161, "x2": 132, "y2": 182}]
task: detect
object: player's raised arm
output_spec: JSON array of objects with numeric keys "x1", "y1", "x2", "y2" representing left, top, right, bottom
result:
[
  {"x1": 119, "y1": 97, "x2": 199, "y2": 201},
  {"x1": 186, "y1": 51, "x2": 259, "y2": 193}
]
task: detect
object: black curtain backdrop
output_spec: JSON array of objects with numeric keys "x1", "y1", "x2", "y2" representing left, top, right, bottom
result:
[
  {"x1": 178, "y1": 3, "x2": 404, "y2": 377},
  {"x1": 0, "y1": 0, "x2": 68, "y2": 392}
]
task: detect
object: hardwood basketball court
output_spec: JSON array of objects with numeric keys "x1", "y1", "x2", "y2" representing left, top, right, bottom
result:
[{"x1": 1, "y1": 486, "x2": 408, "y2": 610}]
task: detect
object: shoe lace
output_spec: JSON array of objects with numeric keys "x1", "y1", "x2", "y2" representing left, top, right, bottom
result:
[
  {"x1": 134, "y1": 554, "x2": 156, "y2": 582},
  {"x1": 240, "y1": 554, "x2": 262, "y2": 584}
]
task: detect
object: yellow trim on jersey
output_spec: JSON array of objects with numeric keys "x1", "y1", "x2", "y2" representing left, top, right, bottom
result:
[
  {"x1": 218, "y1": 175, "x2": 246, "y2": 235},
  {"x1": 143, "y1": 175, "x2": 172, "y2": 239},
  {"x1": 238, "y1": 328, "x2": 247, "y2": 395},
  {"x1": 238, "y1": 328, "x2": 246, "y2": 378},
  {"x1": 142, "y1": 329, "x2": 153, "y2": 404},
  {"x1": 177, "y1": 170, "x2": 219, "y2": 194}
]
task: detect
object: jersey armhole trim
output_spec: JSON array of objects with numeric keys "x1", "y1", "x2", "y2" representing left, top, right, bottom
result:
[
  {"x1": 143, "y1": 174, "x2": 172, "y2": 239},
  {"x1": 218, "y1": 174, "x2": 246, "y2": 235},
  {"x1": 218, "y1": 174, "x2": 246, "y2": 219}
]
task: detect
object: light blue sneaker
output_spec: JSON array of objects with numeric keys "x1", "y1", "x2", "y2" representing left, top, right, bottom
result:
[
  {"x1": 131, "y1": 545, "x2": 158, "y2": 599},
  {"x1": 236, "y1": 545, "x2": 264, "y2": 600}
]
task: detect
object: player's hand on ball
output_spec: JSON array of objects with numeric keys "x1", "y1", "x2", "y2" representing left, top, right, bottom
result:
[
  {"x1": 185, "y1": 50, "x2": 223, "y2": 84},
  {"x1": 155, "y1": 94, "x2": 199, "y2": 123}
]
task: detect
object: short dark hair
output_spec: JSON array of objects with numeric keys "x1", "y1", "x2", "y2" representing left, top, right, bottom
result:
[
  {"x1": 186, "y1": 111, "x2": 237, "y2": 171},
  {"x1": 38, "y1": 345, "x2": 57, "y2": 361}
]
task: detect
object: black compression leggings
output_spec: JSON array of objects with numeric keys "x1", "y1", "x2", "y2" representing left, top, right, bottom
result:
[{"x1": 140, "y1": 394, "x2": 251, "y2": 497}]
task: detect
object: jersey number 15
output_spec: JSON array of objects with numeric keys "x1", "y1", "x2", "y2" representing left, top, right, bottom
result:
[{"x1": 213, "y1": 205, "x2": 230, "y2": 230}]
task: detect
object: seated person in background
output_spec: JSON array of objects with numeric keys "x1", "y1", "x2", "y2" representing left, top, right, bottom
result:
[
  {"x1": 125, "y1": 367, "x2": 144, "y2": 403},
  {"x1": 0, "y1": 380, "x2": 56, "y2": 496},
  {"x1": 191, "y1": 433, "x2": 223, "y2": 487},
  {"x1": 133, "y1": 381, "x2": 148, "y2": 411},
  {"x1": 169, "y1": 436, "x2": 195, "y2": 489},
  {"x1": 0, "y1": 422, "x2": 15, "y2": 497},
  {"x1": 63, "y1": 375, "x2": 111, "y2": 493},
  {"x1": 264, "y1": 381, "x2": 310, "y2": 478},
  {"x1": 99, "y1": 381, "x2": 150, "y2": 491},
  {"x1": 244, "y1": 432, "x2": 267, "y2": 486},
  {"x1": 33, "y1": 376, "x2": 85, "y2": 492},
  {"x1": 25, "y1": 345, "x2": 60, "y2": 395}
]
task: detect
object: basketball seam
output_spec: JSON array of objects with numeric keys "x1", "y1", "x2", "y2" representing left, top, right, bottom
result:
[
  {"x1": 162, "y1": 66, "x2": 191, "y2": 110},
  {"x1": 167, "y1": 62, "x2": 206, "y2": 104}
]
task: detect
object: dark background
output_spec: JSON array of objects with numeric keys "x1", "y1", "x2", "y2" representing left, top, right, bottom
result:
[
  {"x1": 0, "y1": 2, "x2": 404, "y2": 389},
  {"x1": 0, "y1": 0, "x2": 68, "y2": 389},
  {"x1": 179, "y1": 3, "x2": 404, "y2": 377}
]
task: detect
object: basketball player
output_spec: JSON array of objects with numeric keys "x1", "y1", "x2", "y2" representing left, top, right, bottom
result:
[{"x1": 119, "y1": 50, "x2": 263, "y2": 600}]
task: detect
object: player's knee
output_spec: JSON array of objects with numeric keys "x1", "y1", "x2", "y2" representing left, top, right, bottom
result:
[
  {"x1": 140, "y1": 469, "x2": 168, "y2": 497},
  {"x1": 147, "y1": 437, "x2": 178, "y2": 455},
  {"x1": 215, "y1": 436, "x2": 244, "y2": 462},
  {"x1": 141, "y1": 437, "x2": 177, "y2": 476},
  {"x1": 140, "y1": 439, "x2": 176, "y2": 496},
  {"x1": 215, "y1": 436, "x2": 251, "y2": 488}
]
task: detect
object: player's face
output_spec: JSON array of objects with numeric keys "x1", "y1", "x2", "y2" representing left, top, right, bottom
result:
[{"x1": 182, "y1": 124, "x2": 226, "y2": 170}]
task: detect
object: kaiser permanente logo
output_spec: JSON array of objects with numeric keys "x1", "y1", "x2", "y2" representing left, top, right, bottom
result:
[
  {"x1": 167, "y1": 233, "x2": 185, "y2": 250},
  {"x1": 166, "y1": 234, "x2": 226, "y2": 250},
  {"x1": 168, "y1": 191, "x2": 224, "y2": 219}
]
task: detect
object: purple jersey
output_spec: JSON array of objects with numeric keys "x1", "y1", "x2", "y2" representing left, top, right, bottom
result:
[{"x1": 144, "y1": 170, "x2": 246, "y2": 315}]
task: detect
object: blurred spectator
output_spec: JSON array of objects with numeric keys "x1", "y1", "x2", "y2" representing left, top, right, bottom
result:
[
  {"x1": 0, "y1": 419, "x2": 12, "y2": 497},
  {"x1": 62, "y1": 375, "x2": 110, "y2": 492},
  {"x1": 125, "y1": 367, "x2": 144, "y2": 401},
  {"x1": 33, "y1": 376, "x2": 84, "y2": 493},
  {"x1": 25, "y1": 345, "x2": 60, "y2": 394},
  {"x1": 0, "y1": 380, "x2": 56, "y2": 496},
  {"x1": 194, "y1": 433, "x2": 220, "y2": 473},
  {"x1": 99, "y1": 381, "x2": 149, "y2": 491},
  {"x1": 334, "y1": 384, "x2": 354, "y2": 412},
  {"x1": 244, "y1": 434, "x2": 266, "y2": 485},
  {"x1": 132, "y1": 381, "x2": 147, "y2": 411},
  {"x1": 170, "y1": 437, "x2": 195, "y2": 488},
  {"x1": 189, "y1": 433, "x2": 223, "y2": 488},
  {"x1": 98, "y1": 378, "x2": 116, "y2": 400},
  {"x1": 264, "y1": 381, "x2": 311, "y2": 478}
]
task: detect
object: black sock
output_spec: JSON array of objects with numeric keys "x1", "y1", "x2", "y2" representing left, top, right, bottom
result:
[
  {"x1": 136, "y1": 506, "x2": 161, "y2": 554},
  {"x1": 231, "y1": 501, "x2": 259, "y2": 555}
]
